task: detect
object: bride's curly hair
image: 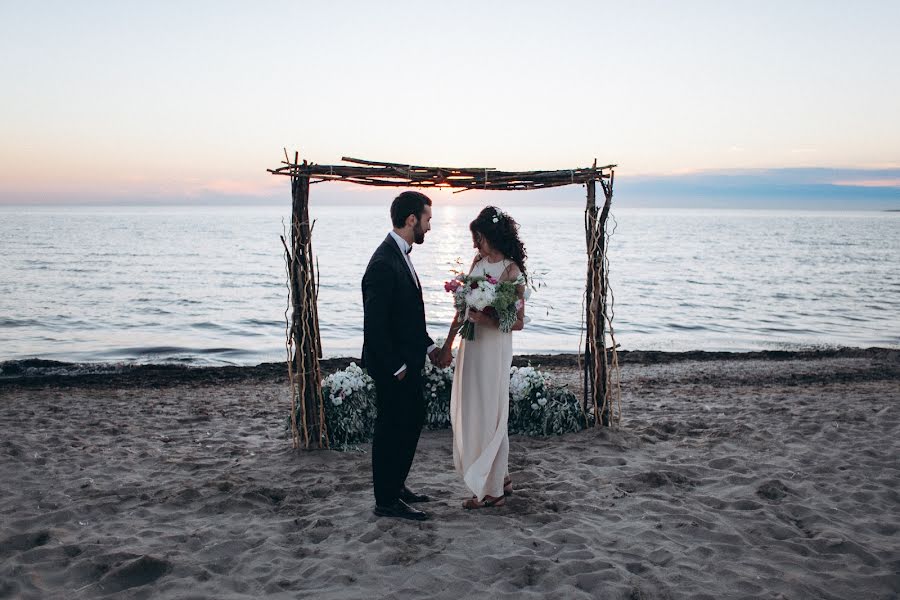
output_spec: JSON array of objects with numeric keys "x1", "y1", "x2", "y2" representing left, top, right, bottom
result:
[{"x1": 470, "y1": 206, "x2": 528, "y2": 282}]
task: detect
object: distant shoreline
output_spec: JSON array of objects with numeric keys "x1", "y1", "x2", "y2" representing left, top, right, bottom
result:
[{"x1": 2, "y1": 347, "x2": 897, "y2": 389}]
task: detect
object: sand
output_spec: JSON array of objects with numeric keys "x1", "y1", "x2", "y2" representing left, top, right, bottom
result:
[{"x1": 1, "y1": 349, "x2": 898, "y2": 599}]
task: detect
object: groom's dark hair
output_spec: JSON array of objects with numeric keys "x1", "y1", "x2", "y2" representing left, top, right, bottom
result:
[{"x1": 390, "y1": 191, "x2": 432, "y2": 228}]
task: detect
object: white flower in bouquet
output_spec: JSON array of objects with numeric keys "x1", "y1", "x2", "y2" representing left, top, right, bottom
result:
[
  {"x1": 466, "y1": 280, "x2": 497, "y2": 311},
  {"x1": 445, "y1": 273, "x2": 521, "y2": 340}
]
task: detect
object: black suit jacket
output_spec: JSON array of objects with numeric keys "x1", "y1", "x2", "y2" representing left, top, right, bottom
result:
[{"x1": 361, "y1": 235, "x2": 434, "y2": 382}]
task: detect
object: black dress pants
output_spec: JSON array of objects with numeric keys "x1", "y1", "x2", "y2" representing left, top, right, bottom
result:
[{"x1": 372, "y1": 372, "x2": 426, "y2": 506}]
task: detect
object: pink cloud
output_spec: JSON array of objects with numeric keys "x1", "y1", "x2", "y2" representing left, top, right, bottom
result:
[
  {"x1": 832, "y1": 178, "x2": 900, "y2": 188},
  {"x1": 188, "y1": 178, "x2": 285, "y2": 197}
]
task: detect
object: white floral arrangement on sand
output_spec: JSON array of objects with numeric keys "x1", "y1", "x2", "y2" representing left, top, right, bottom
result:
[
  {"x1": 297, "y1": 358, "x2": 584, "y2": 449},
  {"x1": 320, "y1": 362, "x2": 377, "y2": 447},
  {"x1": 509, "y1": 365, "x2": 549, "y2": 405},
  {"x1": 423, "y1": 338, "x2": 455, "y2": 429},
  {"x1": 508, "y1": 365, "x2": 584, "y2": 437},
  {"x1": 323, "y1": 362, "x2": 373, "y2": 407}
]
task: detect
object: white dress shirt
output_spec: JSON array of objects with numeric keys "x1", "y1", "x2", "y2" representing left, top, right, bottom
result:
[
  {"x1": 388, "y1": 230, "x2": 419, "y2": 286},
  {"x1": 387, "y1": 230, "x2": 436, "y2": 376}
]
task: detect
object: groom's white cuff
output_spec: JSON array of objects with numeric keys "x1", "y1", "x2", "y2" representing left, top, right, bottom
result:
[{"x1": 394, "y1": 346, "x2": 438, "y2": 376}]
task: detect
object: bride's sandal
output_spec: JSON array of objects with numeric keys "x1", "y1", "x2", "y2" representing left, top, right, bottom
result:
[
  {"x1": 463, "y1": 495, "x2": 506, "y2": 510},
  {"x1": 503, "y1": 477, "x2": 513, "y2": 497}
]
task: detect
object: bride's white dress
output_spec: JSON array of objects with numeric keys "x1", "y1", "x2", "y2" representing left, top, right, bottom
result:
[{"x1": 451, "y1": 258, "x2": 513, "y2": 501}]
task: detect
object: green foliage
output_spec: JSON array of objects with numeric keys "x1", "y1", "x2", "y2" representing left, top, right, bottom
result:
[
  {"x1": 291, "y1": 359, "x2": 585, "y2": 450},
  {"x1": 423, "y1": 359, "x2": 454, "y2": 430},
  {"x1": 508, "y1": 365, "x2": 586, "y2": 437}
]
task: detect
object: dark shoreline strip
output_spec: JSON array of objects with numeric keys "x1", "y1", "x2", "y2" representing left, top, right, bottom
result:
[{"x1": 1, "y1": 348, "x2": 898, "y2": 390}]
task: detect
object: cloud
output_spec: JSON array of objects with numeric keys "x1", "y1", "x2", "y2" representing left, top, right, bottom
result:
[
  {"x1": 617, "y1": 167, "x2": 900, "y2": 209},
  {"x1": 831, "y1": 178, "x2": 900, "y2": 188},
  {"x1": 4, "y1": 166, "x2": 899, "y2": 209},
  {"x1": 186, "y1": 177, "x2": 285, "y2": 198}
]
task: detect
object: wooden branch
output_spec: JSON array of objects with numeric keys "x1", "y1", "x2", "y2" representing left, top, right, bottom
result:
[{"x1": 268, "y1": 156, "x2": 617, "y2": 192}]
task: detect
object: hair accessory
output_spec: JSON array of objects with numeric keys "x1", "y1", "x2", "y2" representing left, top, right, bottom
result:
[{"x1": 492, "y1": 208, "x2": 503, "y2": 224}]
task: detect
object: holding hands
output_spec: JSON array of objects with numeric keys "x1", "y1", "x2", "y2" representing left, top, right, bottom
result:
[{"x1": 429, "y1": 344, "x2": 453, "y2": 368}]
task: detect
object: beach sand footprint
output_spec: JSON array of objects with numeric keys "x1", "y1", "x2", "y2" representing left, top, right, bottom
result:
[{"x1": 96, "y1": 554, "x2": 172, "y2": 594}]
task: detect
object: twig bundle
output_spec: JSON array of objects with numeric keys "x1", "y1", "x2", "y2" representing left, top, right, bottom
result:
[
  {"x1": 283, "y1": 165, "x2": 328, "y2": 449},
  {"x1": 269, "y1": 156, "x2": 615, "y2": 192},
  {"x1": 582, "y1": 174, "x2": 620, "y2": 426}
]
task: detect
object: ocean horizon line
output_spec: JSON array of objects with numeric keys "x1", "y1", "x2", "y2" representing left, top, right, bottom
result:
[{"x1": 1, "y1": 200, "x2": 897, "y2": 212}]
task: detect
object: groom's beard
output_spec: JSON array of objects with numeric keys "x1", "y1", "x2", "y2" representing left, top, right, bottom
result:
[{"x1": 413, "y1": 222, "x2": 426, "y2": 245}]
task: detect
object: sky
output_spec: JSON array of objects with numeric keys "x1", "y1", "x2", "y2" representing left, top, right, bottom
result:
[{"x1": 1, "y1": 1, "x2": 899, "y2": 207}]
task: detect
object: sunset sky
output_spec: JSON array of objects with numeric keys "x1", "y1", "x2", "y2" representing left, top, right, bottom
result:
[{"x1": 2, "y1": 1, "x2": 899, "y2": 205}]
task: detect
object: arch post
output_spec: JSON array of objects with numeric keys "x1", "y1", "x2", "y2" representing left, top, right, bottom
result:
[
  {"x1": 584, "y1": 174, "x2": 615, "y2": 426},
  {"x1": 287, "y1": 167, "x2": 327, "y2": 448}
]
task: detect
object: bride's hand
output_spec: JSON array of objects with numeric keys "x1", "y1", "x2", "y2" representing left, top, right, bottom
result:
[
  {"x1": 467, "y1": 309, "x2": 487, "y2": 325},
  {"x1": 439, "y1": 345, "x2": 453, "y2": 368}
]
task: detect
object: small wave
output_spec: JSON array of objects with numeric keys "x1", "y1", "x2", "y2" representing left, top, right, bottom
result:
[
  {"x1": 668, "y1": 324, "x2": 708, "y2": 331},
  {"x1": 239, "y1": 318, "x2": 283, "y2": 328},
  {"x1": 190, "y1": 321, "x2": 230, "y2": 331},
  {"x1": 95, "y1": 345, "x2": 256, "y2": 365},
  {"x1": 757, "y1": 326, "x2": 819, "y2": 334},
  {"x1": 0, "y1": 359, "x2": 124, "y2": 379},
  {"x1": 684, "y1": 279, "x2": 724, "y2": 287},
  {"x1": 0, "y1": 317, "x2": 45, "y2": 328}
]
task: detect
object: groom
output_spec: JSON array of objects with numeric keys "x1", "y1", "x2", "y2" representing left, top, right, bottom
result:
[{"x1": 362, "y1": 191, "x2": 442, "y2": 521}]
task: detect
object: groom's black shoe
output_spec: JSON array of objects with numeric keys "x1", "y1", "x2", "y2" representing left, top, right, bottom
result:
[
  {"x1": 399, "y1": 486, "x2": 431, "y2": 504},
  {"x1": 374, "y1": 499, "x2": 429, "y2": 521}
]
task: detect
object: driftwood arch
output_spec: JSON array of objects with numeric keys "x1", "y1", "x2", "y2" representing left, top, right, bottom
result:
[{"x1": 269, "y1": 155, "x2": 618, "y2": 449}]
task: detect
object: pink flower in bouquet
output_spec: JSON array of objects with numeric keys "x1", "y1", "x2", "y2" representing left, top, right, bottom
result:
[
  {"x1": 486, "y1": 275, "x2": 498, "y2": 284},
  {"x1": 444, "y1": 279, "x2": 462, "y2": 292}
]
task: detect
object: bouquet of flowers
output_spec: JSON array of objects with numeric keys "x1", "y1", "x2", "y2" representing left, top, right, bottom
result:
[{"x1": 444, "y1": 272, "x2": 524, "y2": 340}]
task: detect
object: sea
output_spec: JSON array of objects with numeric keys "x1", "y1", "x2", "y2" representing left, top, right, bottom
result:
[{"x1": 1, "y1": 203, "x2": 898, "y2": 367}]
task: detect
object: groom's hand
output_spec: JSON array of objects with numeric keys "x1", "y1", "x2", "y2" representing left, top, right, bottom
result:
[
  {"x1": 428, "y1": 347, "x2": 441, "y2": 367},
  {"x1": 396, "y1": 369, "x2": 407, "y2": 381},
  {"x1": 434, "y1": 345, "x2": 451, "y2": 368}
]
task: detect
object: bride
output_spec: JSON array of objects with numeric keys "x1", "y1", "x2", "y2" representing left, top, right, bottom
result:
[{"x1": 439, "y1": 206, "x2": 528, "y2": 509}]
